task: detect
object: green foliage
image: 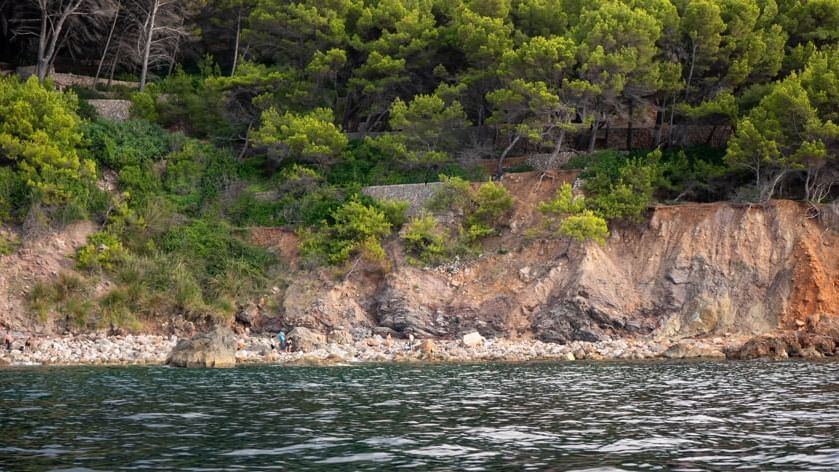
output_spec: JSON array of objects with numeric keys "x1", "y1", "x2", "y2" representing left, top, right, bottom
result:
[
  {"x1": 76, "y1": 231, "x2": 127, "y2": 271},
  {"x1": 427, "y1": 175, "x2": 473, "y2": 213},
  {"x1": 468, "y1": 181, "x2": 514, "y2": 229},
  {"x1": 370, "y1": 91, "x2": 470, "y2": 175},
  {"x1": 403, "y1": 212, "x2": 450, "y2": 264},
  {"x1": 161, "y1": 219, "x2": 272, "y2": 279},
  {"x1": 581, "y1": 150, "x2": 662, "y2": 222},
  {"x1": 300, "y1": 197, "x2": 392, "y2": 265},
  {"x1": 726, "y1": 68, "x2": 838, "y2": 202},
  {"x1": 83, "y1": 119, "x2": 170, "y2": 170},
  {"x1": 538, "y1": 183, "x2": 609, "y2": 245},
  {"x1": 0, "y1": 167, "x2": 28, "y2": 223},
  {"x1": 0, "y1": 232, "x2": 20, "y2": 256},
  {"x1": 375, "y1": 199, "x2": 410, "y2": 229},
  {"x1": 0, "y1": 76, "x2": 96, "y2": 205},
  {"x1": 253, "y1": 107, "x2": 348, "y2": 168},
  {"x1": 129, "y1": 91, "x2": 159, "y2": 122}
]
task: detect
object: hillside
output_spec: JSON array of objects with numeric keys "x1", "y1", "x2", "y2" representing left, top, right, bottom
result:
[{"x1": 3, "y1": 171, "x2": 837, "y2": 358}]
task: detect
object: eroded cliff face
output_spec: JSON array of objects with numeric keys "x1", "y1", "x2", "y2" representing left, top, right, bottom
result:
[{"x1": 280, "y1": 200, "x2": 838, "y2": 344}]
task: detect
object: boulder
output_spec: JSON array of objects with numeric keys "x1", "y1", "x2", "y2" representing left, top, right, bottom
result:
[
  {"x1": 462, "y1": 331, "x2": 485, "y2": 348},
  {"x1": 288, "y1": 327, "x2": 326, "y2": 352},
  {"x1": 661, "y1": 341, "x2": 725, "y2": 359},
  {"x1": 166, "y1": 327, "x2": 236, "y2": 368},
  {"x1": 328, "y1": 329, "x2": 353, "y2": 345},
  {"x1": 236, "y1": 303, "x2": 259, "y2": 325}
]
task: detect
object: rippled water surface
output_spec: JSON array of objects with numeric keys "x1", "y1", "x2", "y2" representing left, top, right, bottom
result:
[{"x1": 2, "y1": 361, "x2": 839, "y2": 470}]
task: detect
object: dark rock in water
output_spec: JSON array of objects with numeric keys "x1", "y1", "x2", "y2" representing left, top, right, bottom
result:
[
  {"x1": 288, "y1": 327, "x2": 326, "y2": 352},
  {"x1": 166, "y1": 327, "x2": 236, "y2": 368},
  {"x1": 726, "y1": 329, "x2": 838, "y2": 360}
]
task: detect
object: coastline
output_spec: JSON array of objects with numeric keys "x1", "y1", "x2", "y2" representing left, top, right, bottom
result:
[{"x1": 0, "y1": 332, "x2": 748, "y2": 368}]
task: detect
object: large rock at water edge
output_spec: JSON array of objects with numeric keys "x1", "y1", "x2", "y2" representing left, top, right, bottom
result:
[
  {"x1": 166, "y1": 327, "x2": 237, "y2": 368},
  {"x1": 462, "y1": 331, "x2": 485, "y2": 348},
  {"x1": 288, "y1": 327, "x2": 326, "y2": 352}
]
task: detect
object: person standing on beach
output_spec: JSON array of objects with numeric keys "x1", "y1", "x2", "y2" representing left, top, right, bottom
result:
[{"x1": 277, "y1": 330, "x2": 287, "y2": 352}]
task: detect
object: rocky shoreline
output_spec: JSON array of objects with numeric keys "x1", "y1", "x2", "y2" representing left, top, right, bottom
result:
[
  {"x1": 4, "y1": 327, "x2": 838, "y2": 368},
  {"x1": 0, "y1": 331, "x2": 755, "y2": 367}
]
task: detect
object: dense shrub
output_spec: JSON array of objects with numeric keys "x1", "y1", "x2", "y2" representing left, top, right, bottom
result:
[
  {"x1": 582, "y1": 150, "x2": 662, "y2": 222},
  {"x1": 83, "y1": 119, "x2": 170, "y2": 170},
  {"x1": 403, "y1": 212, "x2": 450, "y2": 264},
  {"x1": 76, "y1": 231, "x2": 128, "y2": 271},
  {"x1": 0, "y1": 167, "x2": 28, "y2": 223},
  {"x1": 300, "y1": 197, "x2": 392, "y2": 265},
  {"x1": 0, "y1": 76, "x2": 96, "y2": 205},
  {"x1": 537, "y1": 183, "x2": 609, "y2": 245},
  {"x1": 427, "y1": 175, "x2": 473, "y2": 212},
  {"x1": 375, "y1": 199, "x2": 409, "y2": 229}
]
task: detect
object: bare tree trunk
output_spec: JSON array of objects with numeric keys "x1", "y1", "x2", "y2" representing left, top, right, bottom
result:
[
  {"x1": 36, "y1": 0, "x2": 85, "y2": 83},
  {"x1": 626, "y1": 101, "x2": 634, "y2": 151},
  {"x1": 588, "y1": 117, "x2": 599, "y2": 154},
  {"x1": 36, "y1": 6, "x2": 48, "y2": 82},
  {"x1": 684, "y1": 42, "x2": 697, "y2": 102},
  {"x1": 95, "y1": 2, "x2": 120, "y2": 88},
  {"x1": 166, "y1": 17, "x2": 184, "y2": 76},
  {"x1": 107, "y1": 40, "x2": 122, "y2": 87},
  {"x1": 497, "y1": 134, "x2": 521, "y2": 176},
  {"x1": 230, "y1": 6, "x2": 241, "y2": 76},
  {"x1": 667, "y1": 96, "x2": 676, "y2": 147},
  {"x1": 139, "y1": 0, "x2": 159, "y2": 91},
  {"x1": 654, "y1": 98, "x2": 665, "y2": 146}
]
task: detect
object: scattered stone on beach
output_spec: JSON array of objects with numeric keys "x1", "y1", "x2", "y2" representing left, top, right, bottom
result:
[
  {"x1": 166, "y1": 327, "x2": 237, "y2": 368},
  {"x1": 462, "y1": 331, "x2": 485, "y2": 348},
  {"x1": 420, "y1": 338, "x2": 436, "y2": 354},
  {"x1": 328, "y1": 328, "x2": 353, "y2": 345}
]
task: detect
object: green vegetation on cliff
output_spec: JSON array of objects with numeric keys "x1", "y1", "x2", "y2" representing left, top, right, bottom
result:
[{"x1": 0, "y1": 0, "x2": 837, "y2": 331}]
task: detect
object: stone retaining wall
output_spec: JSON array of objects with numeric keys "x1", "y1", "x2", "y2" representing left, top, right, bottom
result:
[
  {"x1": 88, "y1": 99, "x2": 131, "y2": 121},
  {"x1": 362, "y1": 182, "x2": 444, "y2": 216}
]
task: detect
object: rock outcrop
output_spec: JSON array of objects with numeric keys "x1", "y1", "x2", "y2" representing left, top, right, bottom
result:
[
  {"x1": 288, "y1": 326, "x2": 326, "y2": 352},
  {"x1": 166, "y1": 327, "x2": 236, "y2": 368}
]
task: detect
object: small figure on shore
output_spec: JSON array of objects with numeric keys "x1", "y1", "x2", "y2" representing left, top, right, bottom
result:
[
  {"x1": 407, "y1": 333, "x2": 415, "y2": 351},
  {"x1": 3, "y1": 330, "x2": 11, "y2": 351},
  {"x1": 277, "y1": 330, "x2": 287, "y2": 352},
  {"x1": 286, "y1": 338, "x2": 294, "y2": 352},
  {"x1": 385, "y1": 333, "x2": 393, "y2": 351}
]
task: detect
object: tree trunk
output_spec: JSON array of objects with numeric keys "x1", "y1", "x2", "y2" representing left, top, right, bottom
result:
[
  {"x1": 139, "y1": 0, "x2": 159, "y2": 92},
  {"x1": 626, "y1": 101, "x2": 634, "y2": 151},
  {"x1": 654, "y1": 98, "x2": 665, "y2": 146},
  {"x1": 230, "y1": 7, "x2": 241, "y2": 76},
  {"x1": 167, "y1": 17, "x2": 184, "y2": 77},
  {"x1": 497, "y1": 134, "x2": 521, "y2": 176},
  {"x1": 36, "y1": 8, "x2": 48, "y2": 82},
  {"x1": 685, "y1": 42, "x2": 697, "y2": 101},
  {"x1": 588, "y1": 117, "x2": 599, "y2": 154},
  {"x1": 36, "y1": 0, "x2": 83, "y2": 83},
  {"x1": 107, "y1": 40, "x2": 123, "y2": 88},
  {"x1": 95, "y1": 2, "x2": 120, "y2": 88},
  {"x1": 667, "y1": 96, "x2": 676, "y2": 147}
]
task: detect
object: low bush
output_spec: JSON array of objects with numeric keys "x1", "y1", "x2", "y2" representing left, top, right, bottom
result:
[
  {"x1": 76, "y1": 231, "x2": 127, "y2": 271},
  {"x1": 300, "y1": 197, "x2": 392, "y2": 265},
  {"x1": 402, "y1": 212, "x2": 449, "y2": 264},
  {"x1": 375, "y1": 199, "x2": 409, "y2": 229},
  {"x1": 83, "y1": 119, "x2": 170, "y2": 170}
]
